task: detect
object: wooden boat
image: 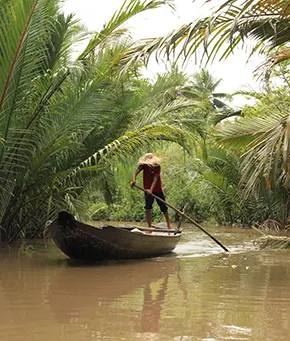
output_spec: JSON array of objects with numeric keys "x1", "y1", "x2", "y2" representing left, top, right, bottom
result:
[{"x1": 48, "y1": 211, "x2": 182, "y2": 261}]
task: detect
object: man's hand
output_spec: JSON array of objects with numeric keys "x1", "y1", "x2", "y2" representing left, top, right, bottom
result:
[
  {"x1": 146, "y1": 188, "x2": 153, "y2": 195},
  {"x1": 130, "y1": 180, "x2": 136, "y2": 188}
]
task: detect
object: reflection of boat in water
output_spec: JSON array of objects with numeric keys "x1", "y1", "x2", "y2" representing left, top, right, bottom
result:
[
  {"x1": 48, "y1": 211, "x2": 181, "y2": 261},
  {"x1": 47, "y1": 258, "x2": 179, "y2": 328}
]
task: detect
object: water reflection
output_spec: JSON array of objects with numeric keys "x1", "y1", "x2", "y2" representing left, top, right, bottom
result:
[
  {"x1": 48, "y1": 258, "x2": 179, "y2": 327},
  {"x1": 0, "y1": 227, "x2": 290, "y2": 341}
]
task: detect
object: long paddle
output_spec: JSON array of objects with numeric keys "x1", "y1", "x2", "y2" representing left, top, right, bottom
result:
[{"x1": 133, "y1": 184, "x2": 229, "y2": 252}]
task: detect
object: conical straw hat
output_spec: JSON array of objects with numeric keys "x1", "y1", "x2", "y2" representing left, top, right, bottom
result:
[{"x1": 138, "y1": 153, "x2": 161, "y2": 166}]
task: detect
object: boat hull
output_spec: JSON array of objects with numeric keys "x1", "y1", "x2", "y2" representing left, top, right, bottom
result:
[{"x1": 49, "y1": 211, "x2": 181, "y2": 261}]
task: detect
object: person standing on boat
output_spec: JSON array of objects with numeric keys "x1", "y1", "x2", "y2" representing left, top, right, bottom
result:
[{"x1": 130, "y1": 153, "x2": 173, "y2": 229}]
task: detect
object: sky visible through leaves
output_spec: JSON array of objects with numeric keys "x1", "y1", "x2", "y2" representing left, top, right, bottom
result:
[{"x1": 63, "y1": 0, "x2": 264, "y2": 106}]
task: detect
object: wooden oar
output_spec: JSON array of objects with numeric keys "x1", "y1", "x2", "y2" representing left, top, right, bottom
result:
[{"x1": 133, "y1": 184, "x2": 229, "y2": 252}]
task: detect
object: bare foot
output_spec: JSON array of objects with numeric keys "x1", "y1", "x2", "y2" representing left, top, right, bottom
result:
[{"x1": 146, "y1": 226, "x2": 152, "y2": 234}]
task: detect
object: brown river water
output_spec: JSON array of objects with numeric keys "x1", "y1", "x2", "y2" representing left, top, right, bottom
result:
[{"x1": 0, "y1": 225, "x2": 289, "y2": 341}]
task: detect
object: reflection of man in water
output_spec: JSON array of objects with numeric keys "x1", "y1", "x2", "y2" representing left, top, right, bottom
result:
[{"x1": 140, "y1": 277, "x2": 168, "y2": 333}]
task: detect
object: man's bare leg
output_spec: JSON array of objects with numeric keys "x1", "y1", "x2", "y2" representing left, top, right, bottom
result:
[
  {"x1": 163, "y1": 211, "x2": 174, "y2": 229},
  {"x1": 146, "y1": 209, "x2": 152, "y2": 228}
]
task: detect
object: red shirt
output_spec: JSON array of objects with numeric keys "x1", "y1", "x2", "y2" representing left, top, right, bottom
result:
[{"x1": 138, "y1": 164, "x2": 163, "y2": 192}]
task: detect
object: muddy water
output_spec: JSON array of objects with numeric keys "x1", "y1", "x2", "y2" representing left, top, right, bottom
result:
[{"x1": 0, "y1": 226, "x2": 290, "y2": 341}]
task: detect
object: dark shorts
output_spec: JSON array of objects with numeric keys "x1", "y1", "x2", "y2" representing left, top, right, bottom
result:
[{"x1": 144, "y1": 192, "x2": 168, "y2": 212}]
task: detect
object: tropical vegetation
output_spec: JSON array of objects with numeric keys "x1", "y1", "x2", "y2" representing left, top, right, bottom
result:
[
  {"x1": 0, "y1": 0, "x2": 196, "y2": 242},
  {"x1": 2, "y1": 0, "x2": 290, "y2": 243},
  {"x1": 120, "y1": 0, "x2": 290, "y2": 229}
]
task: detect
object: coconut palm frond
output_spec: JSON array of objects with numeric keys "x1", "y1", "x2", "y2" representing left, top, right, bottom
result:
[
  {"x1": 136, "y1": 97, "x2": 202, "y2": 126},
  {"x1": 233, "y1": 90, "x2": 264, "y2": 102},
  {"x1": 238, "y1": 19, "x2": 290, "y2": 48},
  {"x1": 256, "y1": 235, "x2": 290, "y2": 249},
  {"x1": 210, "y1": 109, "x2": 242, "y2": 126},
  {"x1": 78, "y1": 0, "x2": 174, "y2": 60},
  {"x1": 144, "y1": 67, "x2": 188, "y2": 105},
  {"x1": 121, "y1": 0, "x2": 290, "y2": 74},
  {"x1": 44, "y1": 13, "x2": 86, "y2": 71},
  {"x1": 0, "y1": 0, "x2": 67, "y2": 175},
  {"x1": 205, "y1": 146, "x2": 241, "y2": 183},
  {"x1": 203, "y1": 171, "x2": 235, "y2": 199},
  {"x1": 241, "y1": 120, "x2": 289, "y2": 195},
  {"x1": 216, "y1": 112, "x2": 285, "y2": 151},
  {"x1": 0, "y1": 0, "x2": 58, "y2": 130},
  {"x1": 201, "y1": 170, "x2": 242, "y2": 221},
  {"x1": 78, "y1": 123, "x2": 188, "y2": 171},
  {"x1": 0, "y1": 0, "x2": 44, "y2": 113},
  {"x1": 216, "y1": 105, "x2": 290, "y2": 196}
]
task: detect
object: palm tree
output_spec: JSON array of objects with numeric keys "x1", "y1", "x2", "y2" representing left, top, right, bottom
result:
[
  {"x1": 211, "y1": 84, "x2": 290, "y2": 223},
  {"x1": 180, "y1": 69, "x2": 235, "y2": 120},
  {"x1": 0, "y1": 0, "x2": 198, "y2": 242},
  {"x1": 118, "y1": 0, "x2": 290, "y2": 223},
  {"x1": 122, "y1": 0, "x2": 290, "y2": 76},
  {"x1": 216, "y1": 87, "x2": 290, "y2": 188}
]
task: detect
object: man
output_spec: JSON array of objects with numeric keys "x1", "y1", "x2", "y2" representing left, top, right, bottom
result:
[{"x1": 130, "y1": 153, "x2": 173, "y2": 229}]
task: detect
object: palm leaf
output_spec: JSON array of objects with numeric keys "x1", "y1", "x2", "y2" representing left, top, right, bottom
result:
[
  {"x1": 0, "y1": 0, "x2": 41, "y2": 112},
  {"x1": 0, "y1": 0, "x2": 60, "y2": 167},
  {"x1": 78, "y1": 123, "x2": 187, "y2": 170},
  {"x1": 121, "y1": 0, "x2": 290, "y2": 73},
  {"x1": 78, "y1": 0, "x2": 174, "y2": 60}
]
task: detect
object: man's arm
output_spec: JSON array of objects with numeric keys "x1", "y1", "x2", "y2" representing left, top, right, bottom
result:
[
  {"x1": 130, "y1": 168, "x2": 141, "y2": 188},
  {"x1": 147, "y1": 175, "x2": 158, "y2": 194}
]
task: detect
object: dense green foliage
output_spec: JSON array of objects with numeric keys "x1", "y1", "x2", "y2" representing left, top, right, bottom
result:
[
  {"x1": 2, "y1": 0, "x2": 290, "y2": 242},
  {"x1": 0, "y1": 0, "x2": 195, "y2": 241},
  {"x1": 116, "y1": 0, "x2": 290, "y2": 229},
  {"x1": 90, "y1": 61, "x2": 290, "y2": 228}
]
